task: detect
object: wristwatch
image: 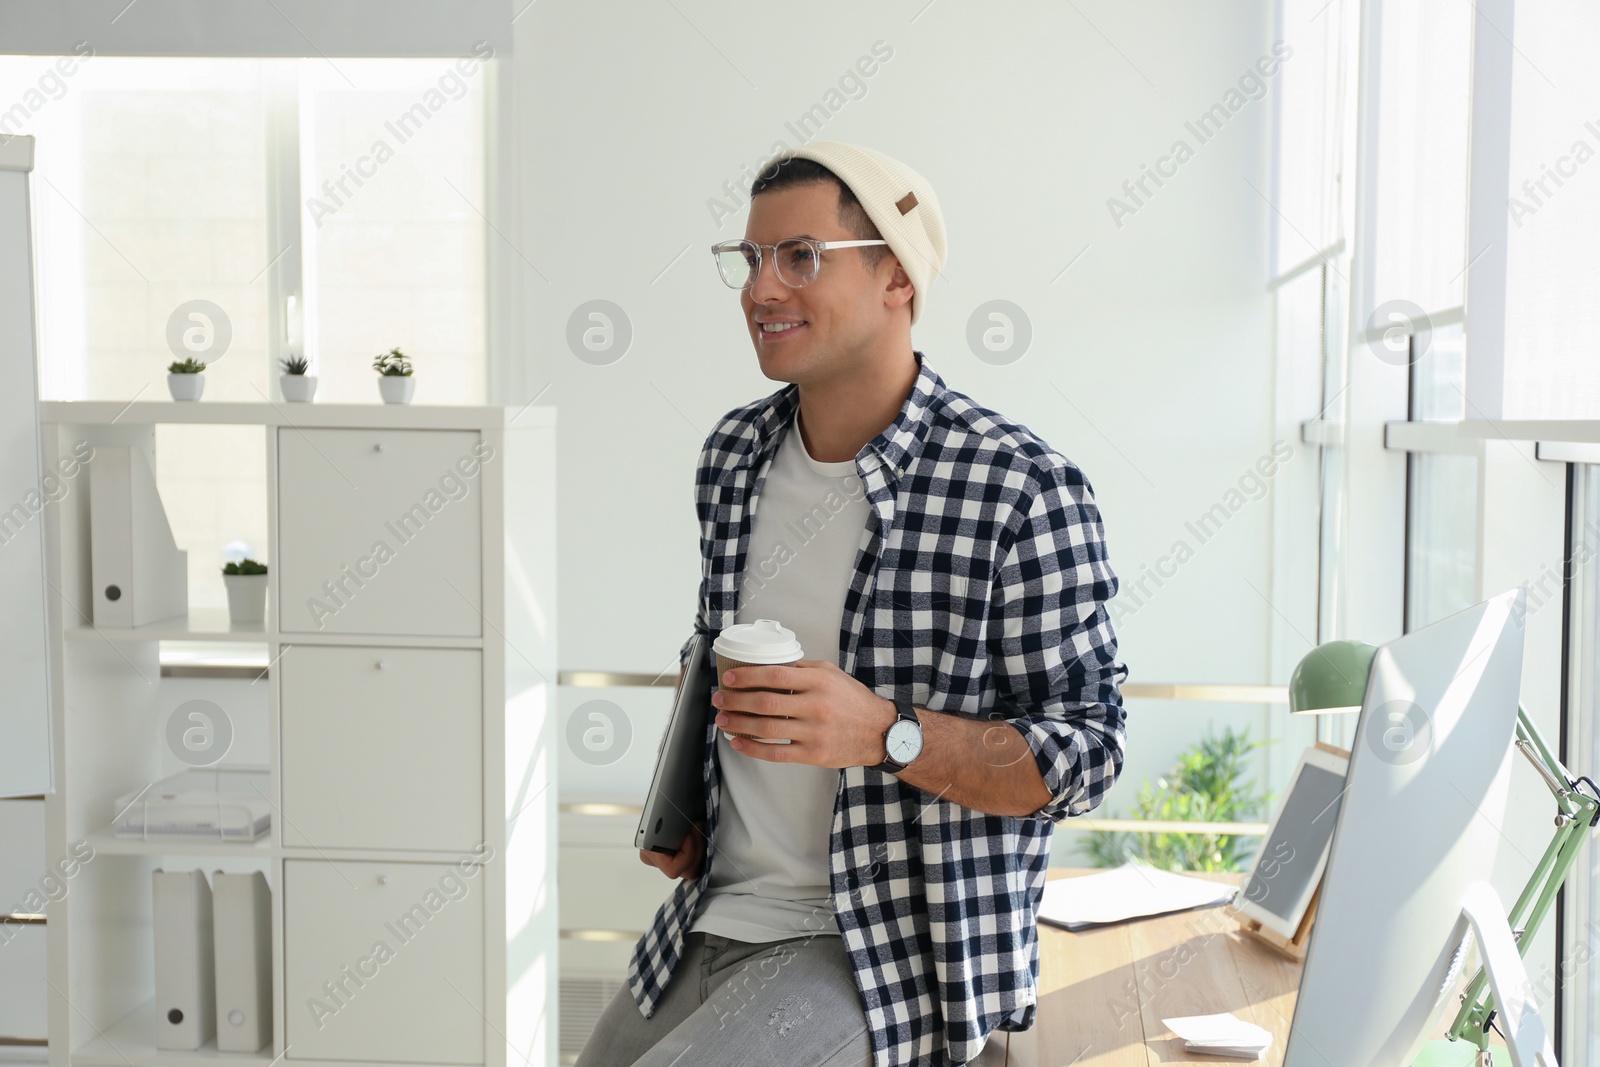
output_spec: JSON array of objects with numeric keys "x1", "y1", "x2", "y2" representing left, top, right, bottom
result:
[{"x1": 872, "y1": 696, "x2": 924, "y2": 773}]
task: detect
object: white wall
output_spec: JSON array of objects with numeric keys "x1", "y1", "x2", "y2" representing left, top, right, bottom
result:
[{"x1": 504, "y1": 0, "x2": 1282, "y2": 835}]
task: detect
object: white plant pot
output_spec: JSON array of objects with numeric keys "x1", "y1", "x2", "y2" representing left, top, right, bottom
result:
[
  {"x1": 167, "y1": 373, "x2": 205, "y2": 401},
  {"x1": 281, "y1": 374, "x2": 318, "y2": 402},
  {"x1": 378, "y1": 375, "x2": 415, "y2": 404},
  {"x1": 223, "y1": 573, "x2": 268, "y2": 624}
]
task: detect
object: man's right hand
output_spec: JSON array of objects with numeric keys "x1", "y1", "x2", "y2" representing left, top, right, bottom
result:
[{"x1": 639, "y1": 820, "x2": 707, "y2": 882}]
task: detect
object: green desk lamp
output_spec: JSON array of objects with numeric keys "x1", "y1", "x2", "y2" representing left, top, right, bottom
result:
[
  {"x1": 1288, "y1": 640, "x2": 1600, "y2": 1067},
  {"x1": 1288, "y1": 639, "x2": 1379, "y2": 715}
]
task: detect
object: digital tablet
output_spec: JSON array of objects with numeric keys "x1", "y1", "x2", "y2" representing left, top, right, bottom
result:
[
  {"x1": 1232, "y1": 742, "x2": 1350, "y2": 938},
  {"x1": 634, "y1": 632, "x2": 712, "y2": 855}
]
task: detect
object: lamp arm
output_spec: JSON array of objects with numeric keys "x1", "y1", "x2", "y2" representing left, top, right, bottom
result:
[
  {"x1": 1515, "y1": 707, "x2": 1574, "y2": 802},
  {"x1": 1443, "y1": 705, "x2": 1600, "y2": 1056}
]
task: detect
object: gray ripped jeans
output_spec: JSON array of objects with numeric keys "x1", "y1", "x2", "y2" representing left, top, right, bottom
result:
[
  {"x1": 574, "y1": 930, "x2": 1013, "y2": 1067},
  {"x1": 574, "y1": 930, "x2": 870, "y2": 1067}
]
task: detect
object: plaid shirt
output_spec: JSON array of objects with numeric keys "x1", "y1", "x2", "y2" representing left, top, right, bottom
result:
[{"x1": 627, "y1": 351, "x2": 1127, "y2": 1066}]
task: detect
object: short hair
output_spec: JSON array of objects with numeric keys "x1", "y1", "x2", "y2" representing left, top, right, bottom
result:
[{"x1": 750, "y1": 157, "x2": 890, "y2": 273}]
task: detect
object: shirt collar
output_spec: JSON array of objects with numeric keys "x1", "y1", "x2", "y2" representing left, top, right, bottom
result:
[{"x1": 739, "y1": 350, "x2": 945, "y2": 480}]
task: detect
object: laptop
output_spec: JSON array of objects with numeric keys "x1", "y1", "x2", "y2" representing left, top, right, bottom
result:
[{"x1": 635, "y1": 632, "x2": 712, "y2": 855}]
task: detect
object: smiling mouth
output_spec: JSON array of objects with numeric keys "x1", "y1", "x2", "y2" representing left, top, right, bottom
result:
[{"x1": 758, "y1": 320, "x2": 807, "y2": 340}]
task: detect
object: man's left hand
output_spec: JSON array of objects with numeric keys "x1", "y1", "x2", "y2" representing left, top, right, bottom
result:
[{"x1": 713, "y1": 659, "x2": 896, "y2": 768}]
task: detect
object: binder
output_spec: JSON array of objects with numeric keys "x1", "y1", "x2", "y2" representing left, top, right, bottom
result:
[
  {"x1": 89, "y1": 445, "x2": 188, "y2": 628},
  {"x1": 153, "y1": 868, "x2": 215, "y2": 1050},
  {"x1": 212, "y1": 870, "x2": 271, "y2": 1052}
]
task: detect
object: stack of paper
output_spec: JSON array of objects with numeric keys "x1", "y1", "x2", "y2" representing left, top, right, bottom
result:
[
  {"x1": 1163, "y1": 1013, "x2": 1273, "y2": 1059},
  {"x1": 1038, "y1": 861, "x2": 1237, "y2": 930},
  {"x1": 114, "y1": 768, "x2": 271, "y2": 842}
]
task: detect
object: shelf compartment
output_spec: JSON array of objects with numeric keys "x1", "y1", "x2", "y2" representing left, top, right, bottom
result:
[
  {"x1": 71, "y1": 998, "x2": 276, "y2": 1067},
  {"x1": 85, "y1": 825, "x2": 275, "y2": 859},
  {"x1": 65, "y1": 608, "x2": 269, "y2": 644}
]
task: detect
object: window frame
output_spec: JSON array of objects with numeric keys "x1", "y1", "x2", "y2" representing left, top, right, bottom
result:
[{"x1": 1561, "y1": 455, "x2": 1600, "y2": 1061}]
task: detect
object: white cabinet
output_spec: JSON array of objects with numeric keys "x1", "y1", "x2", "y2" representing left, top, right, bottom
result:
[
  {"x1": 277, "y1": 428, "x2": 485, "y2": 637},
  {"x1": 0, "y1": 782, "x2": 46, "y2": 1046},
  {"x1": 0, "y1": 923, "x2": 47, "y2": 1040},
  {"x1": 280, "y1": 645, "x2": 483, "y2": 852},
  {"x1": 37, "y1": 401, "x2": 557, "y2": 1067},
  {"x1": 284, "y1": 859, "x2": 485, "y2": 1064}
]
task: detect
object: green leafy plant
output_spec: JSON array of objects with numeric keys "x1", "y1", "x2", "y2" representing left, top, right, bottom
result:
[
  {"x1": 1083, "y1": 727, "x2": 1272, "y2": 873},
  {"x1": 222, "y1": 558, "x2": 268, "y2": 576},
  {"x1": 372, "y1": 347, "x2": 413, "y2": 377},
  {"x1": 279, "y1": 355, "x2": 310, "y2": 375},
  {"x1": 168, "y1": 357, "x2": 207, "y2": 374}
]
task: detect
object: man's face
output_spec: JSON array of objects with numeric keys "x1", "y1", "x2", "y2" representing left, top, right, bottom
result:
[{"x1": 740, "y1": 182, "x2": 898, "y2": 384}]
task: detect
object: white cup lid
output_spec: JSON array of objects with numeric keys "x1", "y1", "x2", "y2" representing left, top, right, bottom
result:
[{"x1": 713, "y1": 619, "x2": 804, "y2": 663}]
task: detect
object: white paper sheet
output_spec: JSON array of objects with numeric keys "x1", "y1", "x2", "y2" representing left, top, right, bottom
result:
[
  {"x1": 1163, "y1": 1012, "x2": 1272, "y2": 1058},
  {"x1": 1039, "y1": 861, "x2": 1236, "y2": 930}
]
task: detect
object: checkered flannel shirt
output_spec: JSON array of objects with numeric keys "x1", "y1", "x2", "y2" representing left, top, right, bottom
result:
[{"x1": 627, "y1": 350, "x2": 1128, "y2": 1066}]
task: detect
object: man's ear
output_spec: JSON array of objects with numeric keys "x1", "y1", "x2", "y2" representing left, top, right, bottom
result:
[{"x1": 883, "y1": 258, "x2": 915, "y2": 313}]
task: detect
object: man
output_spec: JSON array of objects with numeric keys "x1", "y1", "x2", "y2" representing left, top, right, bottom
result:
[{"x1": 575, "y1": 142, "x2": 1126, "y2": 1067}]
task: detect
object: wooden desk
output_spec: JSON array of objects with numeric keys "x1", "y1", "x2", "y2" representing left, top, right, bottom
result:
[
  {"x1": 1009, "y1": 869, "x2": 1499, "y2": 1067},
  {"x1": 1008, "y1": 869, "x2": 1297, "y2": 1066}
]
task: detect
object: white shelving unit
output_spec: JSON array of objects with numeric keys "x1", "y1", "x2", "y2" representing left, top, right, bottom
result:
[{"x1": 38, "y1": 401, "x2": 558, "y2": 1067}]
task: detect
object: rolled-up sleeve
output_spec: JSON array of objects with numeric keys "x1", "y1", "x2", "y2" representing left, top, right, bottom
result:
[
  {"x1": 678, "y1": 625, "x2": 704, "y2": 674},
  {"x1": 679, "y1": 435, "x2": 721, "y2": 675},
  {"x1": 988, "y1": 465, "x2": 1127, "y2": 823}
]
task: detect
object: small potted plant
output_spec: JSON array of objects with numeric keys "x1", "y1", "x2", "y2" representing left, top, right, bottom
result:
[
  {"x1": 167, "y1": 357, "x2": 206, "y2": 400},
  {"x1": 373, "y1": 346, "x2": 414, "y2": 404},
  {"x1": 280, "y1": 355, "x2": 317, "y2": 402},
  {"x1": 222, "y1": 558, "x2": 269, "y2": 624}
]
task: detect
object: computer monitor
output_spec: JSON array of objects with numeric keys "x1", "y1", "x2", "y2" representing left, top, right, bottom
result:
[{"x1": 1284, "y1": 587, "x2": 1548, "y2": 1066}]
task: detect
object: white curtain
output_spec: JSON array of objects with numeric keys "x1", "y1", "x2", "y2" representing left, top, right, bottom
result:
[{"x1": 1490, "y1": 0, "x2": 1600, "y2": 419}]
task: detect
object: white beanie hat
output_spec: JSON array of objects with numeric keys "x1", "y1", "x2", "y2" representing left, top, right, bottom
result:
[{"x1": 758, "y1": 141, "x2": 947, "y2": 326}]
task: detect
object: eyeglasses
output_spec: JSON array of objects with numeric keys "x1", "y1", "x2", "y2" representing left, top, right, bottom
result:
[{"x1": 710, "y1": 237, "x2": 889, "y2": 291}]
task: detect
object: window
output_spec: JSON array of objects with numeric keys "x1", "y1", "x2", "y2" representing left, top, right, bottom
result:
[
  {"x1": 1271, "y1": 0, "x2": 1354, "y2": 277},
  {"x1": 1408, "y1": 321, "x2": 1465, "y2": 423},
  {"x1": 5, "y1": 58, "x2": 276, "y2": 402},
  {"x1": 3, "y1": 54, "x2": 489, "y2": 611},
  {"x1": 1269, "y1": 0, "x2": 1360, "y2": 753},
  {"x1": 1500, "y1": 2, "x2": 1600, "y2": 419},
  {"x1": 1402, "y1": 324, "x2": 1476, "y2": 632},
  {"x1": 1269, "y1": 0, "x2": 1360, "y2": 648},
  {"x1": 1270, "y1": 264, "x2": 1327, "y2": 648},
  {"x1": 1404, "y1": 451, "x2": 1477, "y2": 631},
  {"x1": 7, "y1": 55, "x2": 488, "y2": 403},
  {"x1": 300, "y1": 59, "x2": 487, "y2": 404},
  {"x1": 1367, "y1": 0, "x2": 1473, "y2": 318},
  {"x1": 1567, "y1": 462, "x2": 1600, "y2": 1062}
]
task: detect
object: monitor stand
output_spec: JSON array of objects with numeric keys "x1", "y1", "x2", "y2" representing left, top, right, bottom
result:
[{"x1": 1442, "y1": 881, "x2": 1558, "y2": 1067}]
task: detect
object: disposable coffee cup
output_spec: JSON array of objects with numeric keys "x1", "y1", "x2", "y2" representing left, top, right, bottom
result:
[{"x1": 712, "y1": 619, "x2": 803, "y2": 746}]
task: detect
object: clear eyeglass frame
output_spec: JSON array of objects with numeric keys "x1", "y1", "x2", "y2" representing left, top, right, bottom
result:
[{"x1": 710, "y1": 237, "x2": 889, "y2": 290}]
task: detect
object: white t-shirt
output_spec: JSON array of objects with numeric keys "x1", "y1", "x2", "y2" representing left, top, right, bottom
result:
[{"x1": 689, "y1": 411, "x2": 871, "y2": 942}]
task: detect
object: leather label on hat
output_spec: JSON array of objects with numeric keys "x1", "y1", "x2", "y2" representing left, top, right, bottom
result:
[{"x1": 896, "y1": 191, "x2": 918, "y2": 215}]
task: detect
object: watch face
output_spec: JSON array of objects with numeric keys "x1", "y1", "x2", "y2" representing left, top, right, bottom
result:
[{"x1": 886, "y1": 719, "x2": 922, "y2": 764}]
